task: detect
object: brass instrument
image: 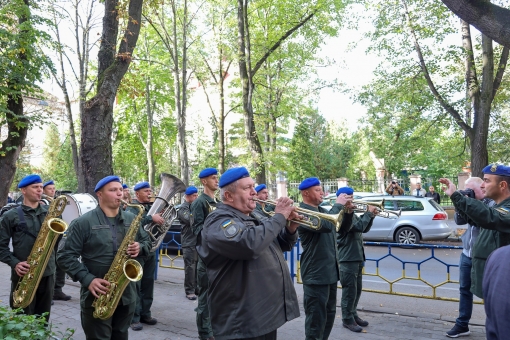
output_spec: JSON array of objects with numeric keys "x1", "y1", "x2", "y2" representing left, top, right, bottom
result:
[
  {"x1": 252, "y1": 198, "x2": 345, "y2": 231},
  {"x1": 92, "y1": 199, "x2": 144, "y2": 320},
  {"x1": 143, "y1": 173, "x2": 186, "y2": 252},
  {"x1": 13, "y1": 195, "x2": 68, "y2": 308},
  {"x1": 351, "y1": 199, "x2": 401, "y2": 219}
]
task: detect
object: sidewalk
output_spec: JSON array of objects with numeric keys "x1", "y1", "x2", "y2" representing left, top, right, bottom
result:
[{"x1": 0, "y1": 262, "x2": 486, "y2": 340}]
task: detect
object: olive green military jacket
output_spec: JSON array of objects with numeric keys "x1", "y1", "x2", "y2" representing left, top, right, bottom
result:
[
  {"x1": 0, "y1": 204, "x2": 55, "y2": 281},
  {"x1": 57, "y1": 206, "x2": 151, "y2": 308},
  {"x1": 255, "y1": 202, "x2": 274, "y2": 215},
  {"x1": 197, "y1": 203, "x2": 299, "y2": 339},
  {"x1": 191, "y1": 193, "x2": 217, "y2": 237},
  {"x1": 451, "y1": 192, "x2": 510, "y2": 298},
  {"x1": 127, "y1": 200, "x2": 153, "y2": 227},
  {"x1": 178, "y1": 201, "x2": 196, "y2": 248},
  {"x1": 337, "y1": 212, "x2": 374, "y2": 263},
  {"x1": 298, "y1": 202, "x2": 353, "y2": 285}
]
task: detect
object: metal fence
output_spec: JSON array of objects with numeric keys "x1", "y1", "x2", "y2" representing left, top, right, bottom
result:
[{"x1": 155, "y1": 232, "x2": 472, "y2": 304}]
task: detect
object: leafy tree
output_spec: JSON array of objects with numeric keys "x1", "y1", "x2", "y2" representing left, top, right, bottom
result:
[{"x1": 0, "y1": 0, "x2": 54, "y2": 206}]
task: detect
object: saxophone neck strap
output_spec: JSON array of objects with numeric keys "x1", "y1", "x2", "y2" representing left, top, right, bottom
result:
[{"x1": 16, "y1": 206, "x2": 37, "y2": 239}]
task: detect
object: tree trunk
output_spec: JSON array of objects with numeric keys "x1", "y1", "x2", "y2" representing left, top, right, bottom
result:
[
  {"x1": 145, "y1": 78, "x2": 156, "y2": 186},
  {"x1": 81, "y1": 0, "x2": 143, "y2": 194},
  {"x1": 441, "y1": 0, "x2": 510, "y2": 49},
  {"x1": 0, "y1": 0, "x2": 30, "y2": 207}
]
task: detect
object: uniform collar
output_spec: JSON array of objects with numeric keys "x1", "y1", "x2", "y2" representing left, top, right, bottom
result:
[{"x1": 94, "y1": 205, "x2": 125, "y2": 222}]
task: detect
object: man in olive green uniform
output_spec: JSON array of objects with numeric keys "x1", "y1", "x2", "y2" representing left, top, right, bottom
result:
[
  {"x1": 128, "y1": 181, "x2": 164, "y2": 331},
  {"x1": 192, "y1": 167, "x2": 219, "y2": 340},
  {"x1": 0, "y1": 175, "x2": 55, "y2": 322},
  {"x1": 336, "y1": 187, "x2": 377, "y2": 332},
  {"x1": 298, "y1": 177, "x2": 353, "y2": 340},
  {"x1": 440, "y1": 164, "x2": 510, "y2": 300},
  {"x1": 254, "y1": 184, "x2": 275, "y2": 215},
  {"x1": 198, "y1": 167, "x2": 301, "y2": 339},
  {"x1": 43, "y1": 180, "x2": 72, "y2": 302},
  {"x1": 57, "y1": 175, "x2": 151, "y2": 340},
  {"x1": 178, "y1": 186, "x2": 199, "y2": 300}
]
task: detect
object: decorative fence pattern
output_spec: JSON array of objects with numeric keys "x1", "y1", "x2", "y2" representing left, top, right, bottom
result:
[{"x1": 155, "y1": 232, "x2": 475, "y2": 304}]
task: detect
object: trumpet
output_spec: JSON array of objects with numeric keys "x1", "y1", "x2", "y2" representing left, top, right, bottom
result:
[
  {"x1": 252, "y1": 198, "x2": 345, "y2": 231},
  {"x1": 351, "y1": 199, "x2": 401, "y2": 219}
]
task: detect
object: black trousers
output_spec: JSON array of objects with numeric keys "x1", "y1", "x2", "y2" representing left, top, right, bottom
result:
[
  {"x1": 182, "y1": 246, "x2": 198, "y2": 295},
  {"x1": 54, "y1": 235, "x2": 67, "y2": 293},
  {"x1": 10, "y1": 273, "x2": 55, "y2": 322},
  {"x1": 234, "y1": 330, "x2": 277, "y2": 340},
  {"x1": 81, "y1": 301, "x2": 135, "y2": 340}
]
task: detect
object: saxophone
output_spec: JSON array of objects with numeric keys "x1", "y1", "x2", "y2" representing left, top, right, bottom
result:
[
  {"x1": 13, "y1": 195, "x2": 68, "y2": 308},
  {"x1": 92, "y1": 200, "x2": 144, "y2": 320}
]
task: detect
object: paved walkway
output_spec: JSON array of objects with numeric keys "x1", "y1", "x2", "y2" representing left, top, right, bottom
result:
[{"x1": 0, "y1": 262, "x2": 486, "y2": 340}]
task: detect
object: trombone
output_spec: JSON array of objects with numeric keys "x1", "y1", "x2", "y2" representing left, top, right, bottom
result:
[
  {"x1": 252, "y1": 198, "x2": 345, "y2": 231},
  {"x1": 351, "y1": 199, "x2": 401, "y2": 219}
]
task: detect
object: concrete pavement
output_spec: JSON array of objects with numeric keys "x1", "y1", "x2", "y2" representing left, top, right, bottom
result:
[{"x1": 0, "y1": 259, "x2": 486, "y2": 340}]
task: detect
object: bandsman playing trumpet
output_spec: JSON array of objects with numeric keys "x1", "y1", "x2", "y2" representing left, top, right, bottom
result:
[
  {"x1": 197, "y1": 167, "x2": 301, "y2": 339},
  {"x1": 336, "y1": 187, "x2": 377, "y2": 332},
  {"x1": 0, "y1": 175, "x2": 55, "y2": 321},
  {"x1": 298, "y1": 177, "x2": 354, "y2": 340},
  {"x1": 128, "y1": 181, "x2": 165, "y2": 331},
  {"x1": 57, "y1": 176, "x2": 151, "y2": 340},
  {"x1": 254, "y1": 184, "x2": 275, "y2": 216}
]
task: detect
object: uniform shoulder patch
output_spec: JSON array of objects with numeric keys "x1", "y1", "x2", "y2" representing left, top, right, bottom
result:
[
  {"x1": 221, "y1": 219, "x2": 240, "y2": 238},
  {"x1": 495, "y1": 207, "x2": 510, "y2": 215}
]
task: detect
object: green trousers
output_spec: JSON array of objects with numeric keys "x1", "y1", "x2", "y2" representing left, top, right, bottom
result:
[
  {"x1": 303, "y1": 283, "x2": 337, "y2": 340},
  {"x1": 82, "y1": 301, "x2": 135, "y2": 340},
  {"x1": 54, "y1": 235, "x2": 66, "y2": 293},
  {"x1": 183, "y1": 246, "x2": 198, "y2": 295},
  {"x1": 132, "y1": 252, "x2": 156, "y2": 323},
  {"x1": 196, "y1": 257, "x2": 213, "y2": 339},
  {"x1": 339, "y1": 261, "x2": 363, "y2": 324},
  {"x1": 10, "y1": 273, "x2": 55, "y2": 323}
]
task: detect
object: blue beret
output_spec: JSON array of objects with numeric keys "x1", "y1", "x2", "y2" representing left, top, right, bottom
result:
[
  {"x1": 483, "y1": 164, "x2": 510, "y2": 177},
  {"x1": 18, "y1": 174, "x2": 42, "y2": 188},
  {"x1": 199, "y1": 168, "x2": 218, "y2": 178},
  {"x1": 255, "y1": 184, "x2": 267, "y2": 193},
  {"x1": 122, "y1": 184, "x2": 129, "y2": 189},
  {"x1": 134, "y1": 181, "x2": 150, "y2": 191},
  {"x1": 219, "y1": 167, "x2": 250, "y2": 188},
  {"x1": 299, "y1": 177, "x2": 321, "y2": 190},
  {"x1": 94, "y1": 175, "x2": 121, "y2": 192},
  {"x1": 185, "y1": 186, "x2": 198, "y2": 195},
  {"x1": 336, "y1": 186, "x2": 354, "y2": 196},
  {"x1": 43, "y1": 180, "x2": 55, "y2": 188}
]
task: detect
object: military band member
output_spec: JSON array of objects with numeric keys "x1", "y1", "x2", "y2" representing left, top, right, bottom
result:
[
  {"x1": 197, "y1": 167, "x2": 300, "y2": 339},
  {"x1": 0, "y1": 175, "x2": 55, "y2": 321},
  {"x1": 57, "y1": 175, "x2": 151, "y2": 340},
  {"x1": 42, "y1": 180, "x2": 72, "y2": 302},
  {"x1": 191, "y1": 167, "x2": 219, "y2": 340},
  {"x1": 128, "y1": 181, "x2": 165, "y2": 331},
  {"x1": 122, "y1": 184, "x2": 131, "y2": 210},
  {"x1": 178, "y1": 186, "x2": 199, "y2": 300},
  {"x1": 298, "y1": 177, "x2": 353, "y2": 340},
  {"x1": 254, "y1": 184, "x2": 275, "y2": 215},
  {"x1": 336, "y1": 187, "x2": 376, "y2": 332}
]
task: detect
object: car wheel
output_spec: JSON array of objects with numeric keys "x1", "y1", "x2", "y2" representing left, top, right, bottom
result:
[{"x1": 396, "y1": 227, "x2": 420, "y2": 244}]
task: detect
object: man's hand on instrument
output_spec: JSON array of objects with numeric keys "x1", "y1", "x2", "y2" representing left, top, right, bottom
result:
[
  {"x1": 286, "y1": 210, "x2": 303, "y2": 234},
  {"x1": 336, "y1": 193, "x2": 353, "y2": 207},
  {"x1": 274, "y1": 197, "x2": 296, "y2": 220},
  {"x1": 88, "y1": 278, "x2": 110, "y2": 298},
  {"x1": 439, "y1": 178, "x2": 456, "y2": 197},
  {"x1": 152, "y1": 213, "x2": 165, "y2": 225},
  {"x1": 15, "y1": 261, "x2": 30, "y2": 277},
  {"x1": 367, "y1": 205, "x2": 379, "y2": 216},
  {"x1": 127, "y1": 242, "x2": 140, "y2": 258}
]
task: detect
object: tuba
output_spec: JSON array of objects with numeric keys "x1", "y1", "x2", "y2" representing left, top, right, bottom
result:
[
  {"x1": 13, "y1": 195, "x2": 68, "y2": 308},
  {"x1": 144, "y1": 173, "x2": 186, "y2": 251},
  {"x1": 92, "y1": 200, "x2": 144, "y2": 320}
]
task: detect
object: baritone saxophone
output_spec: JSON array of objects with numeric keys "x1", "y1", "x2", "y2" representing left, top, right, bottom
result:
[
  {"x1": 13, "y1": 195, "x2": 68, "y2": 308},
  {"x1": 92, "y1": 200, "x2": 144, "y2": 320}
]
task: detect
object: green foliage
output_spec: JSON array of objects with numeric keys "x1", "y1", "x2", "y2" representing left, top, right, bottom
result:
[
  {"x1": 0, "y1": 305, "x2": 74, "y2": 339},
  {"x1": 287, "y1": 108, "x2": 354, "y2": 181}
]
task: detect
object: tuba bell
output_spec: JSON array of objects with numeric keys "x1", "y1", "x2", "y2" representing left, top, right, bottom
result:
[{"x1": 144, "y1": 173, "x2": 186, "y2": 251}]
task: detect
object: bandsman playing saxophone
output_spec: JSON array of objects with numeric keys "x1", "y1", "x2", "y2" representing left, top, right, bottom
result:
[
  {"x1": 57, "y1": 176, "x2": 151, "y2": 340},
  {"x1": 298, "y1": 177, "x2": 354, "y2": 340},
  {"x1": 0, "y1": 175, "x2": 55, "y2": 321}
]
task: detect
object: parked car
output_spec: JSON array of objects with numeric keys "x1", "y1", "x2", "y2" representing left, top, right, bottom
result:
[
  {"x1": 354, "y1": 195, "x2": 451, "y2": 244},
  {"x1": 319, "y1": 194, "x2": 450, "y2": 244}
]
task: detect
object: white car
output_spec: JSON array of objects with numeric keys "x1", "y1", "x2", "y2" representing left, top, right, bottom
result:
[{"x1": 321, "y1": 194, "x2": 451, "y2": 244}]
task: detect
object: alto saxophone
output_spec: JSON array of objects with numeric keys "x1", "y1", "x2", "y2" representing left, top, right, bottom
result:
[
  {"x1": 13, "y1": 195, "x2": 68, "y2": 308},
  {"x1": 92, "y1": 200, "x2": 144, "y2": 320}
]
